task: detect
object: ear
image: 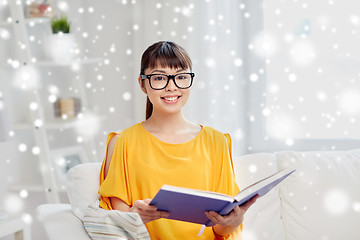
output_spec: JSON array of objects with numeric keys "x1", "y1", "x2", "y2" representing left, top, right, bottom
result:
[{"x1": 138, "y1": 76, "x2": 147, "y2": 94}]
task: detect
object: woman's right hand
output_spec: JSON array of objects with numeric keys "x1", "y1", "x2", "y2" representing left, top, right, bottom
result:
[{"x1": 129, "y1": 198, "x2": 169, "y2": 224}]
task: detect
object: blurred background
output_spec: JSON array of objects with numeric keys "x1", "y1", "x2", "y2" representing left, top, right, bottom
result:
[{"x1": 0, "y1": 0, "x2": 359, "y2": 239}]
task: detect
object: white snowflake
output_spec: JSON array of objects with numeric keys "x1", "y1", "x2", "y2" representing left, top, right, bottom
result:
[{"x1": 323, "y1": 189, "x2": 349, "y2": 215}]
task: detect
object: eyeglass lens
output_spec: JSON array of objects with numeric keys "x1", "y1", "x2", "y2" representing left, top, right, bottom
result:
[{"x1": 150, "y1": 73, "x2": 192, "y2": 89}]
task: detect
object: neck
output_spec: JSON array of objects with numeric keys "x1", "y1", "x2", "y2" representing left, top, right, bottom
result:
[{"x1": 145, "y1": 111, "x2": 189, "y2": 133}]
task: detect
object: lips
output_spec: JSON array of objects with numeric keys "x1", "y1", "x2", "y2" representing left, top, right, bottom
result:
[{"x1": 161, "y1": 95, "x2": 181, "y2": 103}]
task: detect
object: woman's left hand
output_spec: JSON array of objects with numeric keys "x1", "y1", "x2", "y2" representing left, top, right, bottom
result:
[{"x1": 205, "y1": 195, "x2": 259, "y2": 235}]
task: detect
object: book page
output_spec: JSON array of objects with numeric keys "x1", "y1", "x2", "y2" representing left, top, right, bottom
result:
[
  {"x1": 161, "y1": 185, "x2": 235, "y2": 202},
  {"x1": 234, "y1": 168, "x2": 295, "y2": 201}
]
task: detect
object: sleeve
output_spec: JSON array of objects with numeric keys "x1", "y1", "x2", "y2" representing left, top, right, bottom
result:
[
  {"x1": 98, "y1": 132, "x2": 133, "y2": 210},
  {"x1": 214, "y1": 133, "x2": 240, "y2": 197},
  {"x1": 214, "y1": 133, "x2": 243, "y2": 240}
]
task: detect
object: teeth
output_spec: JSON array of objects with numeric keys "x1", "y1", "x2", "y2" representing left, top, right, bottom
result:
[{"x1": 164, "y1": 96, "x2": 178, "y2": 101}]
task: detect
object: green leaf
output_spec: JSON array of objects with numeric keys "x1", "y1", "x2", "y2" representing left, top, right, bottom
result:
[{"x1": 51, "y1": 16, "x2": 71, "y2": 34}]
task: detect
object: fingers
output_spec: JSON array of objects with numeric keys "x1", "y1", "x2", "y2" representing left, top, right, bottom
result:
[
  {"x1": 206, "y1": 207, "x2": 243, "y2": 226},
  {"x1": 205, "y1": 211, "x2": 225, "y2": 225},
  {"x1": 133, "y1": 199, "x2": 158, "y2": 212},
  {"x1": 205, "y1": 195, "x2": 259, "y2": 227},
  {"x1": 240, "y1": 194, "x2": 259, "y2": 212},
  {"x1": 130, "y1": 199, "x2": 169, "y2": 224}
]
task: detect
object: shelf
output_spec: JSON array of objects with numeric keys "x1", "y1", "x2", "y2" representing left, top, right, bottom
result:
[
  {"x1": 3, "y1": 0, "x2": 102, "y2": 204},
  {"x1": 0, "y1": 17, "x2": 50, "y2": 27},
  {"x1": 34, "y1": 58, "x2": 103, "y2": 67},
  {"x1": 14, "y1": 115, "x2": 105, "y2": 130},
  {"x1": 25, "y1": 17, "x2": 50, "y2": 25},
  {"x1": 0, "y1": 58, "x2": 102, "y2": 69},
  {"x1": 45, "y1": 116, "x2": 105, "y2": 129},
  {"x1": 8, "y1": 184, "x2": 66, "y2": 193},
  {"x1": 0, "y1": 217, "x2": 31, "y2": 239}
]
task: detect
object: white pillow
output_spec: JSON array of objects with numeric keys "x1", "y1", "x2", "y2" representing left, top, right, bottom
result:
[
  {"x1": 277, "y1": 149, "x2": 360, "y2": 240},
  {"x1": 234, "y1": 153, "x2": 286, "y2": 240},
  {"x1": 66, "y1": 162, "x2": 102, "y2": 221}
]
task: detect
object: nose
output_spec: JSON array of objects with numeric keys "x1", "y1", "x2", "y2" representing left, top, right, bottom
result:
[{"x1": 165, "y1": 76, "x2": 177, "y2": 91}]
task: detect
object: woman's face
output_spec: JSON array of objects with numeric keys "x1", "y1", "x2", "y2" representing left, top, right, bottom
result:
[{"x1": 139, "y1": 65, "x2": 192, "y2": 117}]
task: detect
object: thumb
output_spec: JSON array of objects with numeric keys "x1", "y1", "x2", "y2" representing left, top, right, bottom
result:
[
  {"x1": 144, "y1": 198, "x2": 152, "y2": 204},
  {"x1": 241, "y1": 195, "x2": 258, "y2": 211}
]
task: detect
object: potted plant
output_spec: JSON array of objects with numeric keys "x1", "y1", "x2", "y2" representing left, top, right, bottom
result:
[
  {"x1": 45, "y1": 15, "x2": 76, "y2": 62},
  {"x1": 51, "y1": 16, "x2": 71, "y2": 34}
]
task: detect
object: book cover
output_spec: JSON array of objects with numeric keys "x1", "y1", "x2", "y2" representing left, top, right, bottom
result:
[{"x1": 150, "y1": 168, "x2": 296, "y2": 226}]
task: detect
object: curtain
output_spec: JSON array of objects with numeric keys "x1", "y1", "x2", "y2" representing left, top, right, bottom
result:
[{"x1": 79, "y1": 0, "x2": 255, "y2": 156}]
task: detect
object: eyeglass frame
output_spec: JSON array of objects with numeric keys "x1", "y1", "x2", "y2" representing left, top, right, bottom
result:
[{"x1": 140, "y1": 72, "x2": 195, "y2": 90}]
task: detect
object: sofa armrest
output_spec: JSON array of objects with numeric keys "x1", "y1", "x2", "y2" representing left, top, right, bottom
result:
[{"x1": 36, "y1": 204, "x2": 91, "y2": 240}]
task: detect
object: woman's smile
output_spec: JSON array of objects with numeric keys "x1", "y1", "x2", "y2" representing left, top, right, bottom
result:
[{"x1": 161, "y1": 95, "x2": 181, "y2": 104}]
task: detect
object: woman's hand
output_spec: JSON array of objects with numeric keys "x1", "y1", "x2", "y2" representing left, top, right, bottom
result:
[
  {"x1": 205, "y1": 195, "x2": 259, "y2": 236},
  {"x1": 129, "y1": 198, "x2": 169, "y2": 224}
]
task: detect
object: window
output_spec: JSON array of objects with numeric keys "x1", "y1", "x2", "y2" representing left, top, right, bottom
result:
[{"x1": 263, "y1": 0, "x2": 360, "y2": 140}]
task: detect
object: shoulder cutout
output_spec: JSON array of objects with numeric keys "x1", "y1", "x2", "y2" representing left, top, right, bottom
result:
[{"x1": 105, "y1": 134, "x2": 118, "y2": 178}]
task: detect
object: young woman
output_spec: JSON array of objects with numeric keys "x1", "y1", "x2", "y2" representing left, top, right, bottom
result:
[{"x1": 98, "y1": 41, "x2": 257, "y2": 239}]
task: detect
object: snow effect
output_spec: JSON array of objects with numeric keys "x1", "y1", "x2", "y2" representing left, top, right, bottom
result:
[
  {"x1": 4, "y1": 193, "x2": 24, "y2": 214},
  {"x1": 0, "y1": 28, "x2": 10, "y2": 39},
  {"x1": 18, "y1": 143, "x2": 27, "y2": 152},
  {"x1": 289, "y1": 40, "x2": 316, "y2": 66},
  {"x1": 0, "y1": 2, "x2": 359, "y2": 236},
  {"x1": 32, "y1": 146, "x2": 40, "y2": 155},
  {"x1": 19, "y1": 189, "x2": 28, "y2": 198},
  {"x1": 338, "y1": 89, "x2": 360, "y2": 115},
  {"x1": 123, "y1": 92, "x2": 132, "y2": 101},
  {"x1": 253, "y1": 32, "x2": 278, "y2": 58},
  {"x1": 323, "y1": 189, "x2": 349, "y2": 215},
  {"x1": 13, "y1": 66, "x2": 40, "y2": 90},
  {"x1": 74, "y1": 112, "x2": 101, "y2": 138},
  {"x1": 248, "y1": 164, "x2": 257, "y2": 173},
  {"x1": 263, "y1": 0, "x2": 360, "y2": 139}
]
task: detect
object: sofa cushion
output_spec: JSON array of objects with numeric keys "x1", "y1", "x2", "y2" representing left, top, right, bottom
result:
[
  {"x1": 234, "y1": 153, "x2": 286, "y2": 240},
  {"x1": 66, "y1": 162, "x2": 102, "y2": 221},
  {"x1": 276, "y1": 149, "x2": 360, "y2": 240},
  {"x1": 36, "y1": 204, "x2": 91, "y2": 240}
]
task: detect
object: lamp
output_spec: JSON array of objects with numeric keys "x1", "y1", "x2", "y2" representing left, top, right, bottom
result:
[{"x1": 0, "y1": 94, "x2": 10, "y2": 220}]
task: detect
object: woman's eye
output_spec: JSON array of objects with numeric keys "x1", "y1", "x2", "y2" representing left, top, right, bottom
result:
[
  {"x1": 153, "y1": 76, "x2": 165, "y2": 81},
  {"x1": 177, "y1": 74, "x2": 188, "y2": 80}
]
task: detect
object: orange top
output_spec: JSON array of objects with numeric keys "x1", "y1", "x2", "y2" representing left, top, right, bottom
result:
[{"x1": 98, "y1": 123, "x2": 242, "y2": 239}]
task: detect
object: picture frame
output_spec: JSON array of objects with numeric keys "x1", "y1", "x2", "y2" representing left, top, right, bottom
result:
[
  {"x1": 25, "y1": 0, "x2": 56, "y2": 19},
  {"x1": 51, "y1": 146, "x2": 88, "y2": 183}
]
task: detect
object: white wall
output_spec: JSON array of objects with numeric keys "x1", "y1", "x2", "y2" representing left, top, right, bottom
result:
[{"x1": 73, "y1": 0, "x2": 252, "y2": 157}]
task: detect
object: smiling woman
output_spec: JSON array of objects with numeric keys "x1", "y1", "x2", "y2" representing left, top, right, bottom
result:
[{"x1": 87, "y1": 41, "x2": 258, "y2": 240}]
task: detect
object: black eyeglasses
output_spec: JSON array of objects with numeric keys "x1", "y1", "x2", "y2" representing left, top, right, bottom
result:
[{"x1": 140, "y1": 73, "x2": 195, "y2": 90}]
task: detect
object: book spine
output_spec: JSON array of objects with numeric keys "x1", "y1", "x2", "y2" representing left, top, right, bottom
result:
[{"x1": 219, "y1": 202, "x2": 238, "y2": 216}]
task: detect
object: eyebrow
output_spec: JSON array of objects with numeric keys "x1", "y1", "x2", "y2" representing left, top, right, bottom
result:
[{"x1": 150, "y1": 69, "x2": 187, "y2": 74}]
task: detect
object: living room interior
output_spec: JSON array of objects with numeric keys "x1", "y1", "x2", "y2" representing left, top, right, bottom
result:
[{"x1": 0, "y1": 0, "x2": 359, "y2": 239}]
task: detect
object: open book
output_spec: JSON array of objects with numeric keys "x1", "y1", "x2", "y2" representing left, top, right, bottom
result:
[{"x1": 150, "y1": 168, "x2": 296, "y2": 227}]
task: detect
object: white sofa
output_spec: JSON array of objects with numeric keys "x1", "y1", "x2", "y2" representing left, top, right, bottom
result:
[{"x1": 36, "y1": 149, "x2": 360, "y2": 240}]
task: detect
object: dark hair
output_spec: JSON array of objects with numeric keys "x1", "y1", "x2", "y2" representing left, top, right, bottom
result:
[{"x1": 140, "y1": 41, "x2": 192, "y2": 119}]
